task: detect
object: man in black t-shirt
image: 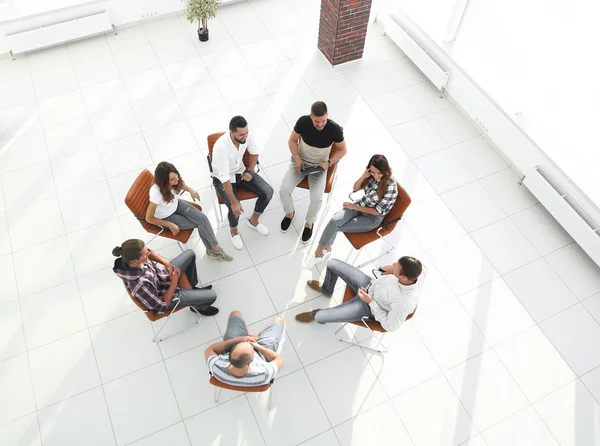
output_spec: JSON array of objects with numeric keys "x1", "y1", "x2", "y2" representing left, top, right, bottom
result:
[{"x1": 279, "y1": 101, "x2": 347, "y2": 243}]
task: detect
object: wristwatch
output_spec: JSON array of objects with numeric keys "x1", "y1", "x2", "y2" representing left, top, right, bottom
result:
[{"x1": 327, "y1": 160, "x2": 333, "y2": 167}]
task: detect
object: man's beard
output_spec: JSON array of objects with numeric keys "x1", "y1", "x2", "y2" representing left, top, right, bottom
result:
[{"x1": 234, "y1": 136, "x2": 247, "y2": 144}]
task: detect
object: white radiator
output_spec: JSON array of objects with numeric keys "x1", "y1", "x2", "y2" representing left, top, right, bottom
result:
[
  {"x1": 523, "y1": 166, "x2": 600, "y2": 265},
  {"x1": 6, "y1": 10, "x2": 112, "y2": 55},
  {"x1": 379, "y1": 14, "x2": 450, "y2": 94}
]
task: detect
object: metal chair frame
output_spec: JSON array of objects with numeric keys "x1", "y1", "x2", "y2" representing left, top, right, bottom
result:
[
  {"x1": 213, "y1": 378, "x2": 275, "y2": 410},
  {"x1": 149, "y1": 300, "x2": 203, "y2": 343}
]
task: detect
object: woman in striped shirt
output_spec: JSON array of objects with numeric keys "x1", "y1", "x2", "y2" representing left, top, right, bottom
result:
[{"x1": 304, "y1": 154, "x2": 398, "y2": 269}]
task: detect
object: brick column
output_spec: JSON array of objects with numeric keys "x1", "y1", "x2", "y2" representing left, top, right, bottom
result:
[{"x1": 317, "y1": 0, "x2": 372, "y2": 66}]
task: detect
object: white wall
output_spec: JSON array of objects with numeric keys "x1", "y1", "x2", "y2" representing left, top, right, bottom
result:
[{"x1": 383, "y1": 0, "x2": 600, "y2": 214}]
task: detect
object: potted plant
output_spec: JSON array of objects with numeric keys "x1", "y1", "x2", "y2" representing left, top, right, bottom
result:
[{"x1": 183, "y1": 0, "x2": 220, "y2": 42}]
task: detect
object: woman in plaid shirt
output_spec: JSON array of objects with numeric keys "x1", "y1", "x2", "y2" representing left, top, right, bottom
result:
[{"x1": 304, "y1": 154, "x2": 398, "y2": 269}]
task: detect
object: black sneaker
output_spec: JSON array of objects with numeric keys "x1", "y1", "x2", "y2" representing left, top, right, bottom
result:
[
  {"x1": 194, "y1": 284, "x2": 213, "y2": 290},
  {"x1": 301, "y1": 225, "x2": 313, "y2": 243},
  {"x1": 280, "y1": 212, "x2": 294, "y2": 232},
  {"x1": 194, "y1": 305, "x2": 219, "y2": 316}
]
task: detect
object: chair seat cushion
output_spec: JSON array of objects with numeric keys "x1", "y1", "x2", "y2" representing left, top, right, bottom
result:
[{"x1": 209, "y1": 376, "x2": 271, "y2": 392}]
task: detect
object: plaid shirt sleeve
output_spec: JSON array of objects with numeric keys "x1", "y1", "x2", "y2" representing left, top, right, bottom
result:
[
  {"x1": 131, "y1": 279, "x2": 168, "y2": 312},
  {"x1": 375, "y1": 180, "x2": 398, "y2": 216}
]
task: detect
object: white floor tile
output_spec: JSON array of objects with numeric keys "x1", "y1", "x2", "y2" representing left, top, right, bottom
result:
[
  {"x1": 247, "y1": 370, "x2": 331, "y2": 446},
  {"x1": 481, "y1": 406, "x2": 558, "y2": 446},
  {"x1": 132, "y1": 92, "x2": 185, "y2": 131},
  {"x1": 20, "y1": 281, "x2": 87, "y2": 350},
  {"x1": 381, "y1": 58, "x2": 427, "y2": 88},
  {"x1": 29, "y1": 331, "x2": 101, "y2": 408},
  {"x1": 511, "y1": 204, "x2": 573, "y2": 256},
  {"x1": 392, "y1": 374, "x2": 478, "y2": 446},
  {"x1": 272, "y1": 84, "x2": 318, "y2": 123},
  {"x1": 545, "y1": 243, "x2": 600, "y2": 300},
  {"x1": 58, "y1": 182, "x2": 117, "y2": 233},
  {"x1": 0, "y1": 354, "x2": 36, "y2": 426},
  {"x1": 392, "y1": 161, "x2": 438, "y2": 204},
  {"x1": 38, "y1": 90, "x2": 87, "y2": 128},
  {"x1": 98, "y1": 133, "x2": 153, "y2": 179},
  {"x1": 364, "y1": 34, "x2": 406, "y2": 64},
  {"x1": 68, "y1": 34, "x2": 112, "y2": 62},
  {"x1": 504, "y1": 258, "x2": 578, "y2": 322},
  {"x1": 0, "y1": 130, "x2": 48, "y2": 175},
  {"x1": 480, "y1": 169, "x2": 538, "y2": 215},
  {"x1": 215, "y1": 71, "x2": 268, "y2": 106},
  {"x1": 185, "y1": 24, "x2": 237, "y2": 56},
  {"x1": 459, "y1": 278, "x2": 535, "y2": 345},
  {"x1": 90, "y1": 311, "x2": 162, "y2": 383},
  {"x1": 366, "y1": 89, "x2": 421, "y2": 128},
  {"x1": 107, "y1": 25, "x2": 150, "y2": 51},
  {"x1": 308, "y1": 75, "x2": 361, "y2": 109},
  {"x1": 414, "y1": 148, "x2": 476, "y2": 194},
  {"x1": 104, "y1": 362, "x2": 182, "y2": 445},
  {"x1": 31, "y1": 65, "x2": 78, "y2": 100},
  {"x1": 80, "y1": 79, "x2": 130, "y2": 114},
  {"x1": 0, "y1": 102, "x2": 41, "y2": 140},
  {"x1": 294, "y1": 51, "x2": 341, "y2": 84},
  {"x1": 534, "y1": 380, "x2": 600, "y2": 446},
  {"x1": 187, "y1": 107, "x2": 231, "y2": 149},
  {"x1": 335, "y1": 401, "x2": 413, "y2": 446},
  {"x1": 452, "y1": 137, "x2": 509, "y2": 179},
  {"x1": 0, "y1": 254, "x2": 19, "y2": 304},
  {"x1": 495, "y1": 326, "x2": 576, "y2": 402},
  {"x1": 414, "y1": 298, "x2": 489, "y2": 370},
  {"x1": 186, "y1": 396, "x2": 265, "y2": 446},
  {"x1": 306, "y1": 347, "x2": 388, "y2": 426},
  {"x1": 143, "y1": 17, "x2": 188, "y2": 43},
  {"x1": 403, "y1": 81, "x2": 453, "y2": 115},
  {"x1": 174, "y1": 81, "x2": 227, "y2": 118},
  {"x1": 540, "y1": 304, "x2": 600, "y2": 376},
  {"x1": 582, "y1": 366, "x2": 600, "y2": 404},
  {"x1": 445, "y1": 350, "x2": 529, "y2": 431},
  {"x1": 77, "y1": 268, "x2": 137, "y2": 327},
  {"x1": 0, "y1": 56, "x2": 31, "y2": 83},
  {"x1": 0, "y1": 300, "x2": 26, "y2": 361},
  {"x1": 226, "y1": 20, "x2": 271, "y2": 46},
  {"x1": 123, "y1": 67, "x2": 172, "y2": 102},
  {"x1": 88, "y1": 104, "x2": 141, "y2": 145},
  {"x1": 0, "y1": 76, "x2": 36, "y2": 109},
  {"x1": 442, "y1": 181, "x2": 506, "y2": 232},
  {"x1": 229, "y1": 95, "x2": 285, "y2": 133},
  {"x1": 254, "y1": 60, "x2": 306, "y2": 95},
  {"x1": 239, "y1": 38, "x2": 287, "y2": 69},
  {"x1": 389, "y1": 117, "x2": 447, "y2": 159},
  {"x1": 73, "y1": 55, "x2": 120, "y2": 88},
  {"x1": 162, "y1": 57, "x2": 211, "y2": 91},
  {"x1": 583, "y1": 293, "x2": 600, "y2": 325},
  {"x1": 44, "y1": 116, "x2": 96, "y2": 158},
  {"x1": 128, "y1": 423, "x2": 190, "y2": 446},
  {"x1": 0, "y1": 213, "x2": 9, "y2": 255},
  {"x1": 403, "y1": 197, "x2": 466, "y2": 250},
  {"x1": 112, "y1": 44, "x2": 160, "y2": 76},
  {"x1": 27, "y1": 45, "x2": 71, "y2": 71},
  {"x1": 51, "y1": 148, "x2": 106, "y2": 194},
  {"x1": 203, "y1": 48, "x2": 251, "y2": 79},
  {"x1": 38, "y1": 387, "x2": 115, "y2": 446},
  {"x1": 300, "y1": 430, "x2": 340, "y2": 446},
  {"x1": 345, "y1": 65, "x2": 398, "y2": 99},
  {"x1": 426, "y1": 108, "x2": 480, "y2": 146},
  {"x1": 2, "y1": 161, "x2": 56, "y2": 211},
  {"x1": 471, "y1": 218, "x2": 540, "y2": 275},
  {"x1": 144, "y1": 120, "x2": 200, "y2": 162},
  {"x1": 0, "y1": 413, "x2": 42, "y2": 446},
  {"x1": 167, "y1": 151, "x2": 213, "y2": 191},
  {"x1": 152, "y1": 36, "x2": 199, "y2": 65},
  {"x1": 13, "y1": 236, "x2": 76, "y2": 297}
]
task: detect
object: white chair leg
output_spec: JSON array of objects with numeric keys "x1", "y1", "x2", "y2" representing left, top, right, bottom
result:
[
  {"x1": 214, "y1": 386, "x2": 221, "y2": 403},
  {"x1": 152, "y1": 303, "x2": 203, "y2": 343},
  {"x1": 146, "y1": 228, "x2": 165, "y2": 247},
  {"x1": 267, "y1": 385, "x2": 274, "y2": 410},
  {"x1": 334, "y1": 320, "x2": 387, "y2": 353},
  {"x1": 355, "y1": 229, "x2": 395, "y2": 269}
]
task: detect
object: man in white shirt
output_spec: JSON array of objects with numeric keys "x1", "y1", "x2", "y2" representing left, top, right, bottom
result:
[
  {"x1": 295, "y1": 256, "x2": 423, "y2": 332},
  {"x1": 211, "y1": 116, "x2": 273, "y2": 250}
]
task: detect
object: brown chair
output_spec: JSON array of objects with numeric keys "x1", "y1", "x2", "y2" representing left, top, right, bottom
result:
[
  {"x1": 209, "y1": 375, "x2": 275, "y2": 409},
  {"x1": 123, "y1": 273, "x2": 203, "y2": 342},
  {"x1": 125, "y1": 169, "x2": 203, "y2": 249},
  {"x1": 206, "y1": 132, "x2": 262, "y2": 224},
  {"x1": 343, "y1": 182, "x2": 412, "y2": 268},
  {"x1": 334, "y1": 279, "x2": 418, "y2": 353}
]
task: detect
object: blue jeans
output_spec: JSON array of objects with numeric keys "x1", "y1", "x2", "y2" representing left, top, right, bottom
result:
[
  {"x1": 213, "y1": 171, "x2": 273, "y2": 228},
  {"x1": 315, "y1": 259, "x2": 375, "y2": 324},
  {"x1": 319, "y1": 209, "x2": 383, "y2": 247}
]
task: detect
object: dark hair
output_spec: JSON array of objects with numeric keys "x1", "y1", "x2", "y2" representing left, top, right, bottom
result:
[
  {"x1": 154, "y1": 161, "x2": 183, "y2": 203},
  {"x1": 229, "y1": 115, "x2": 248, "y2": 132},
  {"x1": 399, "y1": 256, "x2": 422, "y2": 282},
  {"x1": 112, "y1": 239, "x2": 145, "y2": 264},
  {"x1": 229, "y1": 344, "x2": 253, "y2": 369},
  {"x1": 361, "y1": 154, "x2": 393, "y2": 199},
  {"x1": 310, "y1": 101, "x2": 328, "y2": 117}
]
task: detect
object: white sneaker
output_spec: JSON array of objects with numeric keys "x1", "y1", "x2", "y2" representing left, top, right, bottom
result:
[
  {"x1": 303, "y1": 250, "x2": 331, "y2": 270},
  {"x1": 246, "y1": 219, "x2": 269, "y2": 236},
  {"x1": 230, "y1": 231, "x2": 244, "y2": 250}
]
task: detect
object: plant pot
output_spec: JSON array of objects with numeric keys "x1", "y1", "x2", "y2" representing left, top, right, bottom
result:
[{"x1": 198, "y1": 28, "x2": 209, "y2": 42}]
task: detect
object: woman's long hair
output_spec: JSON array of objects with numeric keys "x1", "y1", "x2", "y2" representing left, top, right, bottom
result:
[
  {"x1": 360, "y1": 154, "x2": 392, "y2": 199},
  {"x1": 154, "y1": 161, "x2": 183, "y2": 203}
]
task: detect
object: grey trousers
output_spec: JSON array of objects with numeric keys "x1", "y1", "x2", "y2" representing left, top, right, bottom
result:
[
  {"x1": 319, "y1": 209, "x2": 383, "y2": 247},
  {"x1": 315, "y1": 259, "x2": 375, "y2": 324},
  {"x1": 163, "y1": 200, "x2": 218, "y2": 250},
  {"x1": 279, "y1": 161, "x2": 327, "y2": 224},
  {"x1": 168, "y1": 249, "x2": 217, "y2": 310}
]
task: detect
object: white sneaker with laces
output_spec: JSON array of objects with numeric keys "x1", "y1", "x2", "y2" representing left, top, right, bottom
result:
[
  {"x1": 230, "y1": 231, "x2": 244, "y2": 250},
  {"x1": 246, "y1": 219, "x2": 269, "y2": 235},
  {"x1": 303, "y1": 250, "x2": 331, "y2": 270}
]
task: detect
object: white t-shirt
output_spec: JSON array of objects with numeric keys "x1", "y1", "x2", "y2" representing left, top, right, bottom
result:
[
  {"x1": 148, "y1": 185, "x2": 178, "y2": 219},
  {"x1": 211, "y1": 132, "x2": 261, "y2": 184}
]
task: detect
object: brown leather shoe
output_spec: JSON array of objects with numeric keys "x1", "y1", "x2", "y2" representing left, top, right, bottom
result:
[
  {"x1": 295, "y1": 311, "x2": 315, "y2": 323},
  {"x1": 306, "y1": 280, "x2": 331, "y2": 297}
]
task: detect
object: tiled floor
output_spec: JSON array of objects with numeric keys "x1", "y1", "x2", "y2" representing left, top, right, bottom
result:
[{"x1": 1, "y1": 1, "x2": 600, "y2": 445}]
